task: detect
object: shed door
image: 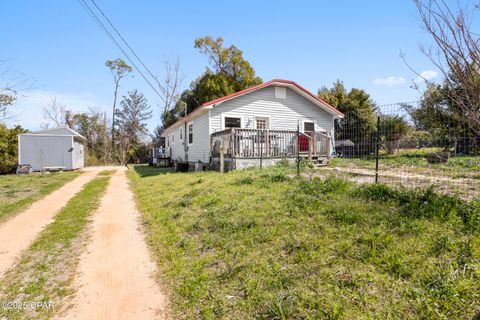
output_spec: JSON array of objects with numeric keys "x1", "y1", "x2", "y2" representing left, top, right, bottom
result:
[{"x1": 72, "y1": 141, "x2": 84, "y2": 169}]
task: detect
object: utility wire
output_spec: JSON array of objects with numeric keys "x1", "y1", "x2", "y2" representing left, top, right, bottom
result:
[
  {"x1": 77, "y1": 0, "x2": 165, "y2": 102},
  {"x1": 89, "y1": 0, "x2": 167, "y2": 95}
]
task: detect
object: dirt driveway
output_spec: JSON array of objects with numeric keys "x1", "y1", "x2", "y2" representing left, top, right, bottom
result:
[
  {"x1": 0, "y1": 170, "x2": 99, "y2": 277},
  {"x1": 61, "y1": 169, "x2": 168, "y2": 320}
]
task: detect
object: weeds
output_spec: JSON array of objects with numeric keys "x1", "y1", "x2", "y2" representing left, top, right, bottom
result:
[
  {"x1": 357, "y1": 183, "x2": 480, "y2": 231},
  {"x1": 128, "y1": 165, "x2": 480, "y2": 319},
  {"x1": 0, "y1": 176, "x2": 110, "y2": 320}
]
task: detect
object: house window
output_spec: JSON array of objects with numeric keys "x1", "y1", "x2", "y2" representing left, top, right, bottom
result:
[
  {"x1": 304, "y1": 122, "x2": 315, "y2": 134},
  {"x1": 180, "y1": 128, "x2": 183, "y2": 140},
  {"x1": 172, "y1": 134, "x2": 175, "y2": 142},
  {"x1": 224, "y1": 117, "x2": 241, "y2": 129},
  {"x1": 275, "y1": 87, "x2": 286, "y2": 99},
  {"x1": 167, "y1": 136, "x2": 169, "y2": 147},
  {"x1": 188, "y1": 123, "x2": 193, "y2": 144},
  {"x1": 255, "y1": 117, "x2": 269, "y2": 130}
]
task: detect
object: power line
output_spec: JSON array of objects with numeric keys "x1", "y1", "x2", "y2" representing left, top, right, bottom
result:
[
  {"x1": 89, "y1": 0, "x2": 167, "y2": 95},
  {"x1": 77, "y1": 0, "x2": 165, "y2": 102}
]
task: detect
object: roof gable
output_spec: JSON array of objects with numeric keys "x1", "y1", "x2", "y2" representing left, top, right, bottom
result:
[
  {"x1": 202, "y1": 79, "x2": 344, "y2": 118},
  {"x1": 27, "y1": 127, "x2": 87, "y2": 141},
  {"x1": 161, "y1": 79, "x2": 344, "y2": 136}
]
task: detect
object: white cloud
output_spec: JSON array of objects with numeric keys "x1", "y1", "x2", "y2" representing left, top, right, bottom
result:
[
  {"x1": 4, "y1": 89, "x2": 108, "y2": 130},
  {"x1": 373, "y1": 76, "x2": 406, "y2": 87},
  {"x1": 415, "y1": 70, "x2": 438, "y2": 83}
]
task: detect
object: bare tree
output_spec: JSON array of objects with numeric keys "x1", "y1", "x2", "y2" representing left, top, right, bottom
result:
[
  {"x1": 41, "y1": 97, "x2": 70, "y2": 129},
  {"x1": 105, "y1": 58, "x2": 133, "y2": 148},
  {"x1": 0, "y1": 61, "x2": 33, "y2": 121},
  {"x1": 154, "y1": 57, "x2": 183, "y2": 129},
  {"x1": 406, "y1": 0, "x2": 480, "y2": 130}
]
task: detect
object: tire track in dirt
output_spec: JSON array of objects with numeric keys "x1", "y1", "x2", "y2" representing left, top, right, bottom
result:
[
  {"x1": 0, "y1": 170, "x2": 99, "y2": 277},
  {"x1": 62, "y1": 169, "x2": 168, "y2": 320}
]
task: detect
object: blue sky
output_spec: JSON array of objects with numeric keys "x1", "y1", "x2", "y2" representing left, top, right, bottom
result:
[{"x1": 2, "y1": 0, "x2": 453, "y2": 131}]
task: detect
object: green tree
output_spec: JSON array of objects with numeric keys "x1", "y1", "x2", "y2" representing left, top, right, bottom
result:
[
  {"x1": 178, "y1": 36, "x2": 262, "y2": 116},
  {"x1": 0, "y1": 124, "x2": 27, "y2": 174},
  {"x1": 318, "y1": 80, "x2": 377, "y2": 143},
  {"x1": 379, "y1": 115, "x2": 411, "y2": 154},
  {"x1": 71, "y1": 111, "x2": 110, "y2": 165},
  {"x1": 105, "y1": 58, "x2": 133, "y2": 148},
  {"x1": 411, "y1": 84, "x2": 474, "y2": 138},
  {"x1": 115, "y1": 90, "x2": 152, "y2": 163}
]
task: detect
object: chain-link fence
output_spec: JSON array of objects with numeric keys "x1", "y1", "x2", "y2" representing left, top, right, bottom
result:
[{"x1": 321, "y1": 102, "x2": 480, "y2": 200}]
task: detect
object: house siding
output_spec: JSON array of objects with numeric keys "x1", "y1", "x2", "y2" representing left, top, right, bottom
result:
[
  {"x1": 167, "y1": 112, "x2": 210, "y2": 163},
  {"x1": 209, "y1": 86, "x2": 335, "y2": 136},
  {"x1": 164, "y1": 85, "x2": 337, "y2": 164}
]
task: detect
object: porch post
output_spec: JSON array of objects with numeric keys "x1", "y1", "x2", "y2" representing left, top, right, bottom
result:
[{"x1": 296, "y1": 121, "x2": 300, "y2": 177}]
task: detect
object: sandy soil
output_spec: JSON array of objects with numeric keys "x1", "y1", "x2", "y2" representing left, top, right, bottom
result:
[
  {"x1": 62, "y1": 169, "x2": 168, "y2": 320},
  {"x1": 0, "y1": 170, "x2": 99, "y2": 277}
]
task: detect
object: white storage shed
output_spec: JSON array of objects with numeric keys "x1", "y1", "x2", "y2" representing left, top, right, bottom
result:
[{"x1": 18, "y1": 127, "x2": 86, "y2": 171}]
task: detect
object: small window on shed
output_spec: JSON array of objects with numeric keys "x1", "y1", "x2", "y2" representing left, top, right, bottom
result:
[
  {"x1": 275, "y1": 87, "x2": 286, "y2": 99},
  {"x1": 224, "y1": 117, "x2": 241, "y2": 129}
]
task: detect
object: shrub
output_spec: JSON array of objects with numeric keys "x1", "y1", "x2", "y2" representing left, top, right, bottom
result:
[{"x1": 0, "y1": 124, "x2": 27, "y2": 174}]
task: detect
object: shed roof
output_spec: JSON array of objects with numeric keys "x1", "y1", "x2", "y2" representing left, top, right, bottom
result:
[{"x1": 20, "y1": 127, "x2": 87, "y2": 142}]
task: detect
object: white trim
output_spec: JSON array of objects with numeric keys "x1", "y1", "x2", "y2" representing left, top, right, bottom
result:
[
  {"x1": 187, "y1": 122, "x2": 194, "y2": 145},
  {"x1": 29, "y1": 127, "x2": 87, "y2": 142},
  {"x1": 254, "y1": 115, "x2": 271, "y2": 130},
  {"x1": 17, "y1": 134, "x2": 21, "y2": 164},
  {"x1": 221, "y1": 114, "x2": 243, "y2": 130},
  {"x1": 301, "y1": 119, "x2": 315, "y2": 133},
  {"x1": 161, "y1": 105, "x2": 212, "y2": 136}
]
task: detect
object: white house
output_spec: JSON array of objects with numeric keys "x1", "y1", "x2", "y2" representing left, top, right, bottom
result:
[
  {"x1": 18, "y1": 127, "x2": 86, "y2": 171},
  {"x1": 161, "y1": 79, "x2": 344, "y2": 171}
]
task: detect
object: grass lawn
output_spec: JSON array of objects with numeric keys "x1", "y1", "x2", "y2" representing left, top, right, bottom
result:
[
  {"x1": 0, "y1": 175, "x2": 111, "y2": 320},
  {"x1": 128, "y1": 165, "x2": 479, "y2": 320},
  {"x1": 0, "y1": 171, "x2": 81, "y2": 223},
  {"x1": 331, "y1": 148, "x2": 480, "y2": 179}
]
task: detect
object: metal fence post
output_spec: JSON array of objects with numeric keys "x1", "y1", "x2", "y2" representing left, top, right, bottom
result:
[{"x1": 375, "y1": 115, "x2": 380, "y2": 183}]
